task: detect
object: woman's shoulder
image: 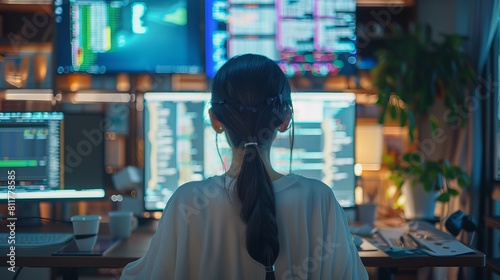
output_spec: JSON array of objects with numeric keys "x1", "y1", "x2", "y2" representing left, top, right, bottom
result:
[
  {"x1": 178, "y1": 176, "x2": 223, "y2": 190},
  {"x1": 285, "y1": 173, "x2": 334, "y2": 195},
  {"x1": 169, "y1": 176, "x2": 224, "y2": 202}
]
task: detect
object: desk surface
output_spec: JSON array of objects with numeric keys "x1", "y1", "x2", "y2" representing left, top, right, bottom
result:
[{"x1": 0, "y1": 221, "x2": 486, "y2": 269}]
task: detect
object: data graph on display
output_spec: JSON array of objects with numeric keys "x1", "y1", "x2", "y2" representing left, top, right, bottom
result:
[
  {"x1": 143, "y1": 92, "x2": 356, "y2": 211},
  {"x1": 0, "y1": 112, "x2": 105, "y2": 201},
  {"x1": 205, "y1": 0, "x2": 357, "y2": 77},
  {"x1": 54, "y1": 0, "x2": 203, "y2": 74},
  {"x1": 0, "y1": 112, "x2": 64, "y2": 192}
]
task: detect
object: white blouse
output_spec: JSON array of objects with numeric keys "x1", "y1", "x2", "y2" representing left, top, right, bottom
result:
[{"x1": 120, "y1": 174, "x2": 368, "y2": 280}]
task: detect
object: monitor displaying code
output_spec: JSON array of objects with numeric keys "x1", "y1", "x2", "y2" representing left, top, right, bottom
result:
[
  {"x1": 0, "y1": 112, "x2": 64, "y2": 191},
  {"x1": 205, "y1": 0, "x2": 357, "y2": 77},
  {"x1": 143, "y1": 92, "x2": 356, "y2": 211}
]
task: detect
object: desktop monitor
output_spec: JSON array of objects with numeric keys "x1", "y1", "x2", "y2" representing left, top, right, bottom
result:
[
  {"x1": 205, "y1": 0, "x2": 357, "y2": 77},
  {"x1": 54, "y1": 0, "x2": 203, "y2": 74},
  {"x1": 143, "y1": 92, "x2": 356, "y2": 211},
  {"x1": 0, "y1": 112, "x2": 105, "y2": 201}
]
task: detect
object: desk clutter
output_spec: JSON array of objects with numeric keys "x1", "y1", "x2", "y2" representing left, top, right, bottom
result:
[
  {"x1": 52, "y1": 237, "x2": 121, "y2": 256},
  {"x1": 0, "y1": 232, "x2": 73, "y2": 248},
  {"x1": 351, "y1": 220, "x2": 477, "y2": 258}
]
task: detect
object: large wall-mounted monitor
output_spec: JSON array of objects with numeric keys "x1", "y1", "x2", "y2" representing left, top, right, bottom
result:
[
  {"x1": 205, "y1": 0, "x2": 357, "y2": 77},
  {"x1": 0, "y1": 112, "x2": 105, "y2": 200},
  {"x1": 143, "y1": 92, "x2": 356, "y2": 211},
  {"x1": 54, "y1": 0, "x2": 203, "y2": 74}
]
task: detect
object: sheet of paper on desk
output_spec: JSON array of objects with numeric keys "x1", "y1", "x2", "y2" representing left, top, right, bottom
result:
[
  {"x1": 408, "y1": 232, "x2": 476, "y2": 256},
  {"x1": 376, "y1": 226, "x2": 409, "y2": 249},
  {"x1": 376, "y1": 221, "x2": 476, "y2": 256},
  {"x1": 373, "y1": 228, "x2": 430, "y2": 259},
  {"x1": 407, "y1": 220, "x2": 476, "y2": 256}
]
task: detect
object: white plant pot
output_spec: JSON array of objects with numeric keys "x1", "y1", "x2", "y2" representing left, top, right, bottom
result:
[{"x1": 401, "y1": 179, "x2": 440, "y2": 220}]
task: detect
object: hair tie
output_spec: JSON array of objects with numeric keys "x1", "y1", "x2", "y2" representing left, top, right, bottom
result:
[
  {"x1": 244, "y1": 142, "x2": 258, "y2": 148},
  {"x1": 265, "y1": 265, "x2": 275, "y2": 272}
]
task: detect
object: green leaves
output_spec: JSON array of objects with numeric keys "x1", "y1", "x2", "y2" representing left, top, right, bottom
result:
[
  {"x1": 387, "y1": 152, "x2": 470, "y2": 203},
  {"x1": 437, "y1": 192, "x2": 451, "y2": 203},
  {"x1": 448, "y1": 188, "x2": 459, "y2": 196},
  {"x1": 372, "y1": 24, "x2": 476, "y2": 143},
  {"x1": 374, "y1": 25, "x2": 474, "y2": 206},
  {"x1": 437, "y1": 188, "x2": 460, "y2": 203}
]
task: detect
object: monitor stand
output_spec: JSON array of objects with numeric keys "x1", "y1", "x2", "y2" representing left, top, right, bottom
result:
[{"x1": 16, "y1": 201, "x2": 42, "y2": 227}]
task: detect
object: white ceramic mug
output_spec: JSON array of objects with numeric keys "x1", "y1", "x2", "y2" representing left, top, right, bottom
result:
[
  {"x1": 71, "y1": 215, "x2": 101, "y2": 251},
  {"x1": 109, "y1": 211, "x2": 138, "y2": 239}
]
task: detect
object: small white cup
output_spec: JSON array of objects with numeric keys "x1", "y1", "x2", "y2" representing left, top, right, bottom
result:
[
  {"x1": 357, "y1": 203, "x2": 378, "y2": 225},
  {"x1": 71, "y1": 215, "x2": 101, "y2": 251},
  {"x1": 109, "y1": 211, "x2": 138, "y2": 239}
]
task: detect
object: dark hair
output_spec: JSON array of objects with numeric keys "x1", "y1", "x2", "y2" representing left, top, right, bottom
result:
[{"x1": 210, "y1": 54, "x2": 293, "y2": 279}]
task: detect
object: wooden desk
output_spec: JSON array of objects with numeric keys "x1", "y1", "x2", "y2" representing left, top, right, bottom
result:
[
  {"x1": 1, "y1": 231, "x2": 151, "y2": 268},
  {"x1": 0, "y1": 221, "x2": 486, "y2": 276},
  {"x1": 359, "y1": 247, "x2": 485, "y2": 268},
  {"x1": 3, "y1": 232, "x2": 485, "y2": 268}
]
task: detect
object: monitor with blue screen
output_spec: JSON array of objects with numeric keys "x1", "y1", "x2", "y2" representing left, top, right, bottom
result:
[
  {"x1": 143, "y1": 92, "x2": 356, "y2": 211},
  {"x1": 54, "y1": 0, "x2": 203, "y2": 74}
]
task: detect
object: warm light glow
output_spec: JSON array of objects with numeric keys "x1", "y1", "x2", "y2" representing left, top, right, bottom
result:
[
  {"x1": 116, "y1": 73, "x2": 130, "y2": 91},
  {"x1": 73, "y1": 92, "x2": 132, "y2": 103},
  {"x1": 355, "y1": 186, "x2": 364, "y2": 205},
  {"x1": 386, "y1": 184, "x2": 398, "y2": 198},
  {"x1": 361, "y1": 163, "x2": 381, "y2": 170},
  {"x1": 153, "y1": 212, "x2": 162, "y2": 219},
  {"x1": 4, "y1": 57, "x2": 29, "y2": 88},
  {"x1": 396, "y1": 195, "x2": 406, "y2": 209},
  {"x1": 355, "y1": 94, "x2": 378, "y2": 104},
  {"x1": 354, "y1": 163, "x2": 363, "y2": 177},
  {"x1": 33, "y1": 55, "x2": 48, "y2": 83},
  {"x1": 5, "y1": 89, "x2": 53, "y2": 101},
  {"x1": 384, "y1": 127, "x2": 407, "y2": 135},
  {"x1": 356, "y1": 124, "x2": 383, "y2": 171}
]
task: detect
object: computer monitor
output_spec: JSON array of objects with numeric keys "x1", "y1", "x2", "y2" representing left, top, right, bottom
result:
[
  {"x1": 205, "y1": 0, "x2": 357, "y2": 77},
  {"x1": 143, "y1": 92, "x2": 356, "y2": 211},
  {"x1": 54, "y1": 0, "x2": 203, "y2": 74},
  {"x1": 0, "y1": 112, "x2": 105, "y2": 200}
]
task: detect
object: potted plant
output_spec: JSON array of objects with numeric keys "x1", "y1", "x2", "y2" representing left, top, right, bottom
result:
[
  {"x1": 385, "y1": 152, "x2": 470, "y2": 220},
  {"x1": 371, "y1": 25, "x2": 476, "y2": 220}
]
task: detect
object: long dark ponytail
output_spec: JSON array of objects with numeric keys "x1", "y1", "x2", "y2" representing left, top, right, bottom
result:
[{"x1": 210, "y1": 54, "x2": 292, "y2": 279}]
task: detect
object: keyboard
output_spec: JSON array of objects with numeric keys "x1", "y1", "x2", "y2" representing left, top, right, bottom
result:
[{"x1": 0, "y1": 232, "x2": 74, "y2": 248}]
